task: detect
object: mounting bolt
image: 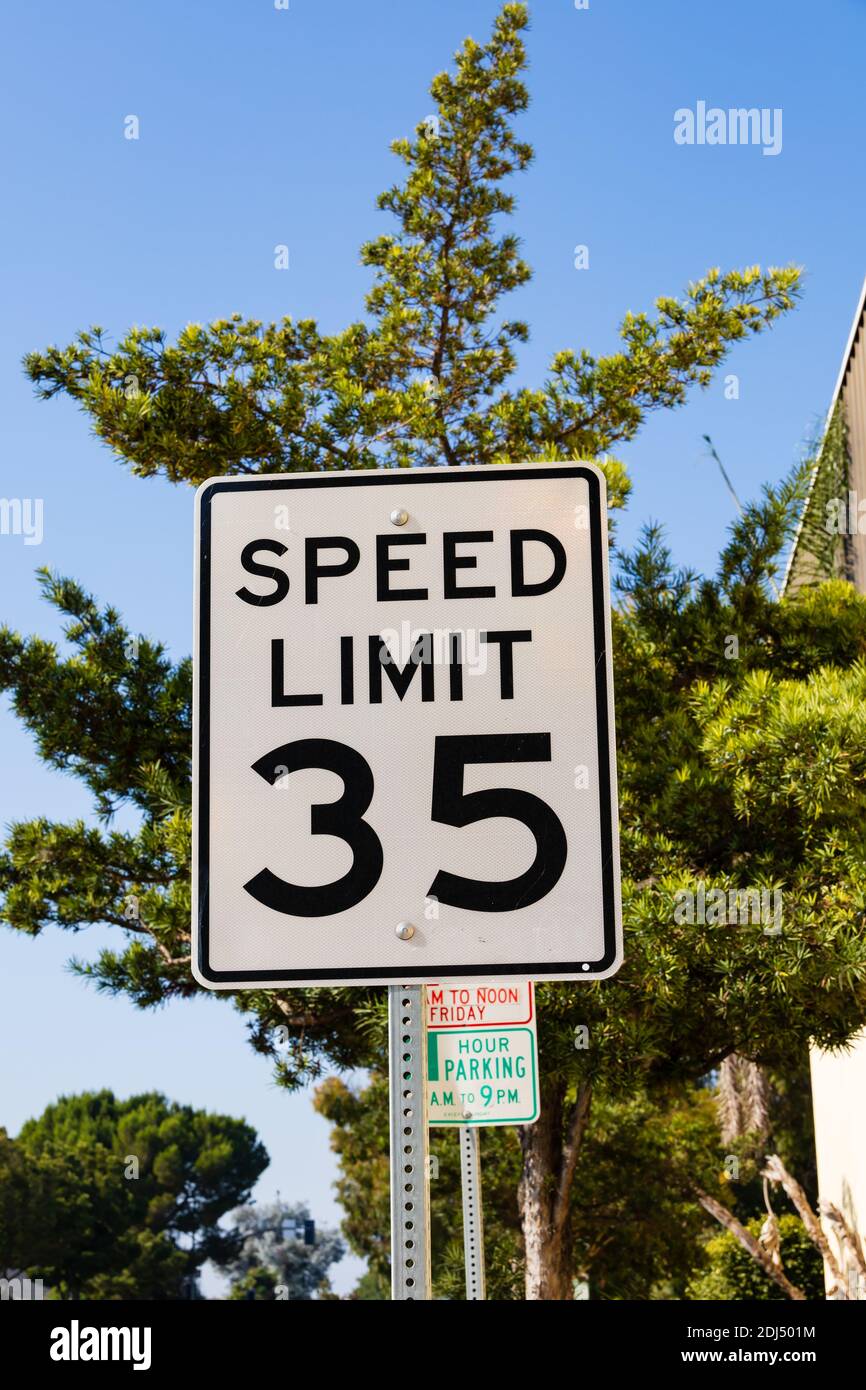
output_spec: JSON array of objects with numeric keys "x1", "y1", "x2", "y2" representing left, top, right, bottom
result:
[
  {"x1": 390, "y1": 508, "x2": 409, "y2": 526},
  {"x1": 395, "y1": 922, "x2": 416, "y2": 941}
]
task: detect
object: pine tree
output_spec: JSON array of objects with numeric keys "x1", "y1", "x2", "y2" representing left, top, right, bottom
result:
[{"x1": 1, "y1": 1091, "x2": 268, "y2": 1298}]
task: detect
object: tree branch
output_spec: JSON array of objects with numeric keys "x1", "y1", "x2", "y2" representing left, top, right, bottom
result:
[
  {"x1": 762, "y1": 1154, "x2": 847, "y2": 1297},
  {"x1": 694, "y1": 1185, "x2": 807, "y2": 1300},
  {"x1": 821, "y1": 1201, "x2": 866, "y2": 1287}
]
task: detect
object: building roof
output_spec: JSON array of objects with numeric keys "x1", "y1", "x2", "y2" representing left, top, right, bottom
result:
[{"x1": 783, "y1": 277, "x2": 866, "y2": 593}]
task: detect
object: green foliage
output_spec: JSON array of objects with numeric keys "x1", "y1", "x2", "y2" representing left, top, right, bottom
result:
[
  {"x1": 227, "y1": 1266, "x2": 284, "y2": 1301},
  {"x1": 687, "y1": 1215, "x2": 825, "y2": 1301},
  {"x1": 0, "y1": 566, "x2": 368, "y2": 1073},
  {"x1": 787, "y1": 404, "x2": 853, "y2": 587},
  {"x1": 0, "y1": 569, "x2": 190, "y2": 822},
  {"x1": 312, "y1": 1077, "x2": 390, "y2": 1290},
  {"x1": 1, "y1": 1, "x2": 858, "y2": 1298},
  {"x1": 316, "y1": 1075, "x2": 737, "y2": 1301},
  {"x1": 0, "y1": 1125, "x2": 77, "y2": 1281},
  {"x1": 587, "y1": 481, "x2": 866, "y2": 1088},
  {"x1": 1, "y1": 1091, "x2": 268, "y2": 1298},
  {"x1": 219, "y1": 1199, "x2": 344, "y2": 1300},
  {"x1": 23, "y1": 8, "x2": 798, "y2": 487},
  {"x1": 314, "y1": 1073, "x2": 525, "y2": 1300},
  {"x1": 570, "y1": 1088, "x2": 724, "y2": 1299},
  {"x1": 1, "y1": 2, "x2": 808, "y2": 1095}
]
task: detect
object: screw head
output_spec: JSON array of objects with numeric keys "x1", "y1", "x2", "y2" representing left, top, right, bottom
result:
[
  {"x1": 390, "y1": 508, "x2": 409, "y2": 526},
  {"x1": 395, "y1": 922, "x2": 415, "y2": 941},
  {"x1": 463, "y1": 1110, "x2": 473, "y2": 1120}
]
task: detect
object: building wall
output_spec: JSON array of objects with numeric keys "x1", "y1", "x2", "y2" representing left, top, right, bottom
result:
[
  {"x1": 809, "y1": 1036, "x2": 866, "y2": 1296},
  {"x1": 785, "y1": 281, "x2": 866, "y2": 594},
  {"x1": 791, "y1": 284, "x2": 866, "y2": 1298},
  {"x1": 841, "y1": 315, "x2": 866, "y2": 590}
]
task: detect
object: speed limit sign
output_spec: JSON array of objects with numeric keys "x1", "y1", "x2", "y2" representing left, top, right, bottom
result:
[{"x1": 192, "y1": 463, "x2": 621, "y2": 987}]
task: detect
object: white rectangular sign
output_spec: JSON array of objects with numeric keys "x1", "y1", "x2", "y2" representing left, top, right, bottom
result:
[
  {"x1": 192, "y1": 463, "x2": 621, "y2": 987},
  {"x1": 427, "y1": 1026, "x2": 539, "y2": 1127},
  {"x1": 427, "y1": 981, "x2": 538, "y2": 1126},
  {"x1": 426, "y1": 980, "x2": 534, "y2": 1029}
]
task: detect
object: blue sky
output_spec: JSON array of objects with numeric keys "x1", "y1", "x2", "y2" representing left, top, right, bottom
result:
[{"x1": 1, "y1": 0, "x2": 865, "y2": 1296}]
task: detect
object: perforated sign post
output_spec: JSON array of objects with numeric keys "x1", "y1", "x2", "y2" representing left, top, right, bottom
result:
[{"x1": 192, "y1": 461, "x2": 622, "y2": 1299}]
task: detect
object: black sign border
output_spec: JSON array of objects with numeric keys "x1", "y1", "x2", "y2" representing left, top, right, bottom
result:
[{"x1": 196, "y1": 466, "x2": 618, "y2": 983}]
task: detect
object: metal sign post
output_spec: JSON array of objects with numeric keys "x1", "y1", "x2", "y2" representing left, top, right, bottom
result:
[
  {"x1": 459, "y1": 1126, "x2": 486, "y2": 1300},
  {"x1": 193, "y1": 463, "x2": 623, "y2": 1304},
  {"x1": 389, "y1": 984, "x2": 432, "y2": 1300}
]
